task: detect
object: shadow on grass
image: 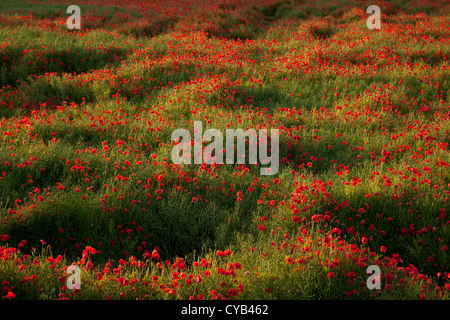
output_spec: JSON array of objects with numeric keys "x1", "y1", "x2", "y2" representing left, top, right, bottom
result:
[{"x1": 0, "y1": 45, "x2": 130, "y2": 88}]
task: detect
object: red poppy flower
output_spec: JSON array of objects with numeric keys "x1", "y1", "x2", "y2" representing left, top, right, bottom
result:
[
  {"x1": 217, "y1": 250, "x2": 226, "y2": 257},
  {"x1": 5, "y1": 291, "x2": 16, "y2": 299}
]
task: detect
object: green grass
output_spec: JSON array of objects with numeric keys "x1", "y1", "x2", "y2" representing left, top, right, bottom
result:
[{"x1": 0, "y1": 0, "x2": 449, "y2": 301}]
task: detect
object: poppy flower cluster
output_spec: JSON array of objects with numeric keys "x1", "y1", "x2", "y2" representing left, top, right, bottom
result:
[{"x1": 0, "y1": 0, "x2": 449, "y2": 300}]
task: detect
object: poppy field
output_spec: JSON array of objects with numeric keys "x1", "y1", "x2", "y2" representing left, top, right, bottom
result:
[{"x1": 0, "y1": 0, "x2": 449, "y2": 301}]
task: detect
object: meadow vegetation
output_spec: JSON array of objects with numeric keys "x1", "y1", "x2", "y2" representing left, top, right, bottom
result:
[{"x1": 0, "y1": 0, "x2": 449, "y2": 300}]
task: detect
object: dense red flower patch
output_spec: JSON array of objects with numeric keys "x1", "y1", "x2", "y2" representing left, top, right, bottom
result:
[{"x1": 0, "y1": 0, "x2": 449, "y2": 300}]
